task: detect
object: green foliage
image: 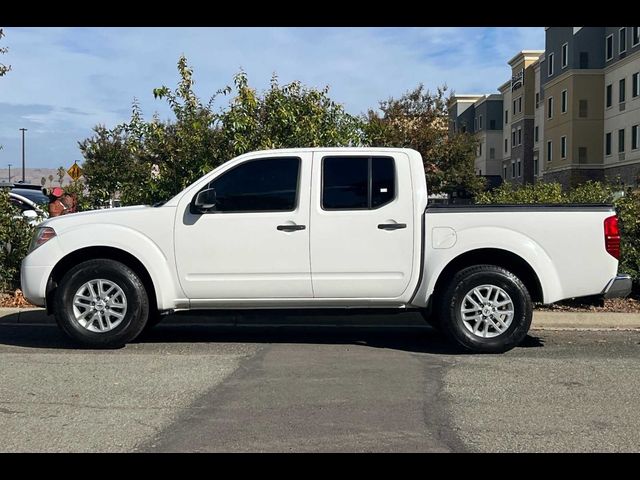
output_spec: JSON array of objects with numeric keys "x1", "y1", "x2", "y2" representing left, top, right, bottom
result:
[
  {"x1": 364, "y1": 84, "x2": 484, "y2": 196},
  {"x1": 81, "y1": 56, "x2": 365, "y2": 206},
  {"x1": 477, "y1": 181, "x2": 640, "y2": 291},
  {"x1": 0, "y1": 188, "x2": 35, "y2": 291},
  {"x1": 0, "y1": 28, "x2": 10, "y2": 77},
  {"x1": 56, "y1": 166, "x2": 66, "y2": 186}
]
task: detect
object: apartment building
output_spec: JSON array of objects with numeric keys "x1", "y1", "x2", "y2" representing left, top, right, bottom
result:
[
  {"x1": 449, "y1": 27, "x2": 640, "y2": 190},
  {"x1": 603, "y1": 27, "x2": 640, "y2": 185},
  {"x1": 541, "y1": 27, "x2": 606, "y2": 187},
  {"x1": 448, "y1": 94, "x2": 504, "y2": 177},
  {"x1": 502, "y1": 50, "x2": 544, "y2": 185}
]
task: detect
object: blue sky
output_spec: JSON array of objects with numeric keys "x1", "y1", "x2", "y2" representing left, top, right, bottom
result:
[{"x1": 0, "y1": 27, "x2": 544, "y2": 169}]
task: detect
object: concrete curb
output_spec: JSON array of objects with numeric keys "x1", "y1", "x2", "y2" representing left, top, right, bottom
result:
[{"x1": 0, "y1": 307, "x2": 638, "y2": 330}]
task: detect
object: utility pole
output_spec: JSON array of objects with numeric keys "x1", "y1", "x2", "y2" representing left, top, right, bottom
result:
[
  {"x1": 19, "y1": 127, "x2": 27, "y2": 183},
  {"x1": 7, "y1": 163, "x2": 11, "y2": 182}
]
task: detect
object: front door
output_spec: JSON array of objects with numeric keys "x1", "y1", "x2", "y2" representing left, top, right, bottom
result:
[
  {"x1": 309, "y1": 153, "x2": 415, "y2": 299},
  {"x1": 174, "y1": 154, "x2": 312, "y2": 301}
]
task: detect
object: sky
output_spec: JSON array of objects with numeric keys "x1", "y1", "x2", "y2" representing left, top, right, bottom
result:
[{"x1": 0, "y1": 27, "x2": 544, "y2": 170}]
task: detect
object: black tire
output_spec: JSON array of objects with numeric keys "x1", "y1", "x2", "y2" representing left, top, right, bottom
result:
[
  {"x1": 141, "y1": 308, "x2": 164, "y2": 332},
  {"x1": 437, "y1": 264, "x2": 532, "y2": 353},
  {"x1": 53, "y1": 259, "x2": 150, "y2": 348}
]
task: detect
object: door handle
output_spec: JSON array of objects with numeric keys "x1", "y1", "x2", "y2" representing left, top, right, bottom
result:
[
  {"x1": 378, "y1": 223, "x2": 407, "y2": 230},
  {"x1": 277, "y1": 224, "x2": 306, "y2": 232}
]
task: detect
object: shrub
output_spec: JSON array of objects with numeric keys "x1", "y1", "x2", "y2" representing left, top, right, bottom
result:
[{"x1": 0, "y1": 188, "x2": 35, "y2": 291}]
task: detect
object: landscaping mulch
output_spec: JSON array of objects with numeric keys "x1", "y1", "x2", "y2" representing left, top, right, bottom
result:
[{"x1": 0, "y1": 289, "x2": 33, "y2": 308}]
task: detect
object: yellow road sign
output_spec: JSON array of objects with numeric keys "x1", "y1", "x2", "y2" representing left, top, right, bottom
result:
[{"x1": 67, "y1": 162, "x2": 83, "y2": 181}]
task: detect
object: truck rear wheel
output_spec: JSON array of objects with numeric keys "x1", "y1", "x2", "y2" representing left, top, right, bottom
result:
[
  {"x1": 53, "y1": 259, "x2": 149, "y2": 348},
  {"x1": 438, "y1": 264, "x2": 532, "y2": 353}
]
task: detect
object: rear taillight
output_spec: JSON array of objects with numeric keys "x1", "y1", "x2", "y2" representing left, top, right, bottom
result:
[{"x1": 604, "y1": 215, "x2": 620, "y2": 260}]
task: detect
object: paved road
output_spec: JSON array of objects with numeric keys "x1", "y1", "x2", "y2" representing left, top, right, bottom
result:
[{"x1": 1, "y1": 315, "x2": 639, "y2": 452}]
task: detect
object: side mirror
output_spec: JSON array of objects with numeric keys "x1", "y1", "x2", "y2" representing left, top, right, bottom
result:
[{"x1": 192, "y1": 188, "x2": 217, "y2": 214}]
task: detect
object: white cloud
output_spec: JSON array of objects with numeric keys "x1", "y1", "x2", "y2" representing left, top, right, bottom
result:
[{"x1": 0, "y1": 27, "x2": 544, "y2": 168}]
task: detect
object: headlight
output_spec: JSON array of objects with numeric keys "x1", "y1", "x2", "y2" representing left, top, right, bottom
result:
[{"x1": 28, "y1": 227, "x2": 56, "y2": 253}]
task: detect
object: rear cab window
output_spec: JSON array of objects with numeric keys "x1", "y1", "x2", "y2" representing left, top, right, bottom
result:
[{"x1": 322, "y1": 156, "x2": 396, "y2": 210}]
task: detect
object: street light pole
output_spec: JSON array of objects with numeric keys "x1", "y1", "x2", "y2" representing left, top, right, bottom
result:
[
  {"x1": 7, "y1": 163, "x2": 11, "y2": 182},
  {"x1": 19, "y1": 127, "x2": 27, "y2": 183}
]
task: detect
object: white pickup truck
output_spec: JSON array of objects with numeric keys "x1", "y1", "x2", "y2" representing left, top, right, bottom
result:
[{"x1": 21, "y1": 148, "x2": 631, "y2": 352}]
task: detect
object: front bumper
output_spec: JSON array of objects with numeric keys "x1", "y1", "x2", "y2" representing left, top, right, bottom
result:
[
  {"x1": 20, "y1": 263, "x2": 51, "y2": 308},
  {"x1": 602, "y1": 274, "x2": 633, "y2": 299}
]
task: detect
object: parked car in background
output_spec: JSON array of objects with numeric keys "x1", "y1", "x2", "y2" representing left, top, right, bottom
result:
[{"x1": 8, "y1": 191, "x2": 48, "y2": 225}]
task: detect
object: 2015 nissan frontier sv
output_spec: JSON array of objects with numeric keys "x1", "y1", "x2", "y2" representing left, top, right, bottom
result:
[{"x1": 21, "y1": 148, "x2": 632, "y2": 352}]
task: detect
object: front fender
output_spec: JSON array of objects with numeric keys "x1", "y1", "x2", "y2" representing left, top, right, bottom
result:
[{"x1": 55, "y1": 224, "x2": 186, "y2": 310}]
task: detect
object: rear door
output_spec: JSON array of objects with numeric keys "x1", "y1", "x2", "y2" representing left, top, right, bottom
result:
[{"x1": 309, "y1": 152, "x2": 415, "y2": 299}]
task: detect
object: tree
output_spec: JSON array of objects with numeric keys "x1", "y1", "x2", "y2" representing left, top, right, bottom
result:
[
  {"x1": 81, "y1": 56, "x2": 365, "y2": 206},
  {"x1": 48, "y1": 174, "x2": 54, "y2": 186},
  {"x1": 364, "y1": 84, "x2": 484, "y2": 196},
  {"x1": 0, "y1": 29, "x2": 10, "y2": 78},
  {"x1": 57, "y1": 166, "x2": 66, "y2": 186},
  {"x1": 40, "y1": 177, "x2": 46, "y2": 187}
]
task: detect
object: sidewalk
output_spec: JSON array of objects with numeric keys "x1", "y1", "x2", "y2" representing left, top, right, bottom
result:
[{"x1": 0, "y1": 307, "x2": 638, "y2": 330}]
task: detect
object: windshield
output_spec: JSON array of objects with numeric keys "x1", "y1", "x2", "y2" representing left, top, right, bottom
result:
[{"x1": 12, "y1": 188, "x2": 49, "y2": 206}]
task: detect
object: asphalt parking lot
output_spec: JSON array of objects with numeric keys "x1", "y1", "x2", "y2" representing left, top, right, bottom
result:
[{"x1": 1, "y1": 313, "x2": 639, "y2": 452}]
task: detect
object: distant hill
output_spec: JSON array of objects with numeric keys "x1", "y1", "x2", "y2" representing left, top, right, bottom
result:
[{"x1": 0, "y1": 168, "x2": 80, "y2": 187}]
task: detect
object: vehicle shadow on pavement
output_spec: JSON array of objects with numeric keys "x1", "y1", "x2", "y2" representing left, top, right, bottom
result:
[{"x1": 0, "y1": 310, "x2": 545, "y2": 354}]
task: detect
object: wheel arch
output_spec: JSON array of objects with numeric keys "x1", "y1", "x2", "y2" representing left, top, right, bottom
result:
[
  {"x1": 429, "y1": 248, "x2": 544, "y2": 307},
  {"x1": 46, "y1": 246, "x2": 158, "y2": 315}
]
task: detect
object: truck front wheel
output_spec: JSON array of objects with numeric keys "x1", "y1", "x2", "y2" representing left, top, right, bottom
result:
[
  {"x1": 53, "y1": 259, "x2": 149, "y2": 348},
  {"x1": 439, "y1": 264, "x2": 533, "y2": 353}
]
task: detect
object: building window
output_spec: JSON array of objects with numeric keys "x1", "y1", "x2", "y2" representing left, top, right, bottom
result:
[
  {"x1": 561, "y1": 136, "x2": 567, "y2": 159},
  {"x1": 561, "y1": 43, "x2": 568, "y2": 68},
  {"x1": 512, "y1": 161, "x2": 516, "y2": 178},
  {"x1": 535, "y1": 92, "x2": 540, "y2": 108},
  {"x1": 605, "y1": 132, "x2": 612, "y2": 156},
  {"x1": 561, "y1": 89, "x2": 568, "y2": 113},
  {"x1": 479, "y1": 115, "x2": 483, "y2": 130},
  {"x1": 579, "y1": 52, "x2": 589, "y2": 69},
  {"x1": 503, "y1": 165, "x2": 507, "y2": 179},
  {"x1": 490, "y1": 147, "x2": 495, "y2": 160},
  {"x1": 504, "y1": 138, "x2": 508, "y2": 153},
  {"x1": 505, "y1": 109, "x2": 508, "y2": 124},
  {"x1": 620, "y1": 78, "x2": 626, "y2": 103},
  {"x1": 632, "y1": 125, "x2": 639, "y2": 150},
  {"x1": 548, "y1": 52, "x2": 554, "y2": 76},
  {"x1": 517, "y1": 127, "x2": 522, "y2": 146},
  {"x1": 619, "y1": 129, "x2": 625, "y2": 153},
  {"x1": 474, "y1": 117, "x2": 478, "y2": 131},
  {"x1": 620, "y1": 27, "x2": 627, "y2": 53},
  {"x1": 513, "y1": 100, "x2": 516, "y2": 115},
  {"x1": 479, "y1": 169, "x2": 482, "y2": 176},
  {"x1": 518, "y1": 97, "x2": 522, "y2": 113},
  {"x1": 606, "y1": 34, "x2": 614, "y2": 61},
  {"x1": 490, "y1": 119, "x2": 496, "y2": 130},
  {"x1": 517, "y1": 159, "x2": 522, "y2": 177},
  {"x1": 479, "y1": 143, "x2": 482, "y2": 156},
  {"x1": 579, "y1": 99, "x2": 588, "y2": 118},
  {"x1": 535, "y1": 125, "x2": 539, "y2": 142},
  {"x1": 512, "y1": 130, "x2": 516, "y2": 147},
  {"x1": 547, "y1": 97, "x2": 554, "y2": 119},
  {"x1": 606, "y1": 84, "x2": 613, "y2": 108},
  {"x1": 534, "y1": 156, "x2": 539, "y2": 176},
  {"x1": 633, "y1": 72, "x2": 639, "y2": 98},
  {"x1": 547, "y1": 140, "x2": 553, "y2": 162},
  {"x1": 633, "y1": 27, "x2": 640, "y2": 47},
  {"x1": 579, "y1": 147, "x2": 587, "y2": 163}
]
